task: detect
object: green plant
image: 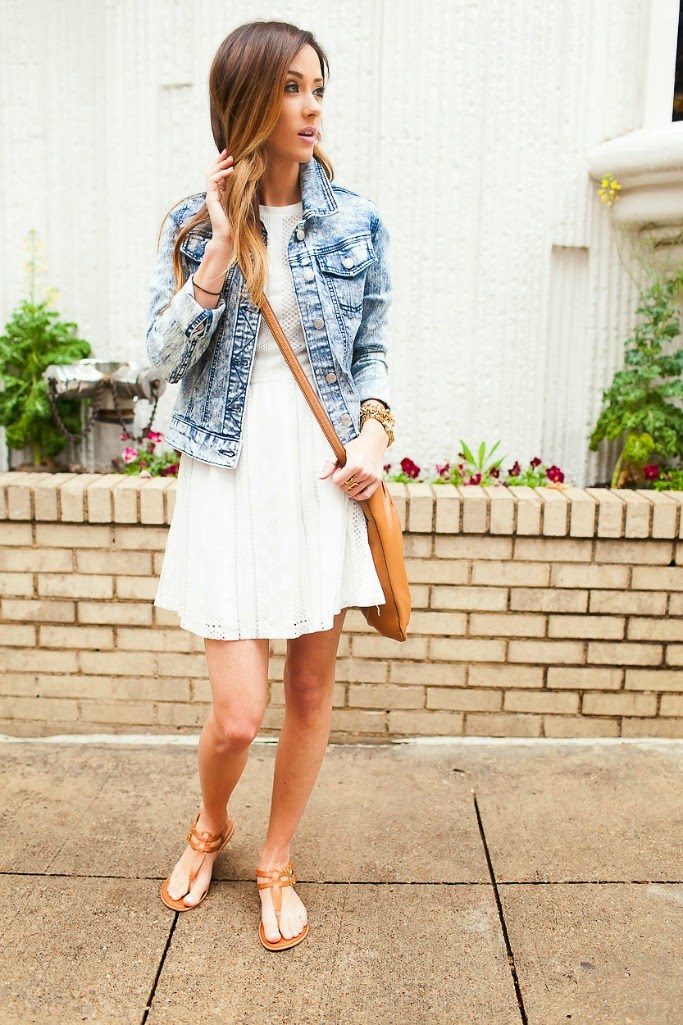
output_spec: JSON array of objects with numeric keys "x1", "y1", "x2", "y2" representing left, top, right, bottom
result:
[
  {"x1": 589, "y1": 271, "x2": 683, "y2": 487},
  {"x1": 383, "y1": 441, "x2": 566, "y2": 487},
  {"x1": 0, "y1": 229, "x2": 92, "y2": 466}
]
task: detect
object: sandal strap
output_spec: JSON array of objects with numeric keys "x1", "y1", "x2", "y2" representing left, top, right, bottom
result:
[
  {"x1": 187, "y1": 811, "x2": 230, "y2": 853},
  {"x1": 255, "y1": 861, "x2": 297, "y2": 889}
]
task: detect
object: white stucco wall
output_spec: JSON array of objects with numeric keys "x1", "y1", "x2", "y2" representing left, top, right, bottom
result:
[{"x1": 1, "y1": 0, "x2": 679, "y2": 485}]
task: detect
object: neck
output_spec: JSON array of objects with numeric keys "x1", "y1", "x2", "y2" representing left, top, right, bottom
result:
[{"x1": 258, "y1": 156, "x2": 302, "y2": 207}]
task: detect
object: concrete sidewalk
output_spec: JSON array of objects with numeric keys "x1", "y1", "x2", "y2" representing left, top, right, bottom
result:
[{"x1": 0, "y1": 735, "x2": 680, "y2": 1024}]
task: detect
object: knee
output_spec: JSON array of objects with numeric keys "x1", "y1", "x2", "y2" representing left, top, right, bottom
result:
[
  {"x1": 209, "y1": 709, "x2": 262, "y2": 753},
  {"x1": 284, "y1": 669, "x2": 333, "y2": 721}
]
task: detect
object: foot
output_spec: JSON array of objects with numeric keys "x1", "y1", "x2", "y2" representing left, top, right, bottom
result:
[
  {"x1": 256, "y1": 860, "x2": 308, "y2": 944},
  {"x1": 166, "y1": 806, "x2": 229, "y2": 908}
]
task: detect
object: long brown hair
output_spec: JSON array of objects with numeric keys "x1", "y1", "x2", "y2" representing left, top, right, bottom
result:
[{"x1": 160, "y1": 21, "x2": 333, "y2": 309}]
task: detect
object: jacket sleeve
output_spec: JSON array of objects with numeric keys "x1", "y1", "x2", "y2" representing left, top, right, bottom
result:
[
  {"x1": 145, "y1": 209, "x2": 227, "y2": 384},
  {"x1": 350, "y1": 209, "x2": 392, "y2": 407}
]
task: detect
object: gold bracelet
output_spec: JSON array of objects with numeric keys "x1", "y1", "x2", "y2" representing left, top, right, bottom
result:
[{"x1": 360, "y1": 400, "x2": 395, "y2": 446}]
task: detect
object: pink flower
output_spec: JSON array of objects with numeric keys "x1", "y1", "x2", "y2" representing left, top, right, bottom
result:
[
  {"x1": 400, "y1": 457, "x2": 421, "y2": 479},
  {"x1": 161, "y1": 462, "x2": 180, "y2": 476},
  {"x1": 644, "y1": 464, "x2": 659, "y2": 481},
  {"x1": 121, "y1": 447, "x2": 138, "y2": 463},
  {"x1": 546, "y1": 465, "x2": 564, "y2": 483},
  {"x1": 145, "y1": 430, "x2": 164, "y2": 445},
  {"x1": 436, "y1": 462, "x2": 451, "y2": 477}
]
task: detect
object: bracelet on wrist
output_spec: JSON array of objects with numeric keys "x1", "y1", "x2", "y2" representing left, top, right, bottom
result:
[
  {"x1": 360, "y1": 399, "x2": 395, "y2": 446},
  {"x1": 193, "y1": 276, "x2": 222, "y2": 296}
]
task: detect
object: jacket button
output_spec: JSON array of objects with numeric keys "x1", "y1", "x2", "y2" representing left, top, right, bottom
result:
[
  {"x1": 303, "y1": 268, "x2": 314, "y2": 281},
  {"x1": 325, "y1": 371, "x2": 337, "y2": 383},
  {"x1": 340, "y1": 413, "x2": 352, "y2": 426},
  {"x1": 313, "y1": 317, "x2": 324, "y2": 329},
  {"x1": 342, "y1": 256, "x2": 354, "y2": 268},
  {"x1": 296, "y1": 228, "x2": 305, "y2": 240}
]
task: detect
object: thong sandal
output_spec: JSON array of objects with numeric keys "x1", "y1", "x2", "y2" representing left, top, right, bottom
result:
[
  {"x1": 256, "y1": 861, "x2": 309, "y2": 950},
  {"x1": 160, "y1": 810, "x2": 235, "y2": 912}
]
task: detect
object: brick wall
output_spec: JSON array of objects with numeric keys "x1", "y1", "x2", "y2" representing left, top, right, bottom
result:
[{"x1": 0, "y1": 471, "x2": 682, "y2": 740}]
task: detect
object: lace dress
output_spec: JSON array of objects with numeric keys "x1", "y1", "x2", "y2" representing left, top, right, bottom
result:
[{"x1": 153, "y1": 199, "x2": 385, "y2": 639}]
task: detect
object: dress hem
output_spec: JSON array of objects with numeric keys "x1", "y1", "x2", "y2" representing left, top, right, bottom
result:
[{"x1": 153, "y1": 595, "x2": 385, "y2": 641}]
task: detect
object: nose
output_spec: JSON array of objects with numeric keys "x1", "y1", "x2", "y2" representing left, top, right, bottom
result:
[{"x1": 304, "y1": 92, "x2": 322, "y2": 117}]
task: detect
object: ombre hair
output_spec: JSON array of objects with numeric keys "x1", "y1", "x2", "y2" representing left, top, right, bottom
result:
[{"x1": 159, "y1": 20, "x2": 333, "y2": 308}]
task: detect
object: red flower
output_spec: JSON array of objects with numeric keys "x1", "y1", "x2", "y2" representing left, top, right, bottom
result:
[
  {"x1": 400, "y1": 457, "x2": 421, "y2": 479},
  {"x1": 530, "y1": 456, "x2": 542, "y2": 469},
  {"x1": 161, "y1": 462, "x2": 180, "y2": 476},
  {"x1": 468, "y1": 472, "x2": 482, "y2": 485},
  {"x1": 508, "y1": 461, "x2": 521, "y2": 477},
  {"x1": 546, "y1": 465, "x2": 564, "y2": 483},
  {"x1": 383, "y1": 462, "x2": 391, "y2": 473},
  {"x1": 490, "y1": 466, "x2": 499, "y2": 478},
  {"x1": 436, "y1": 461, "x2": 451, "y2": 477},
  {"x1": 643, "y1": 464, "x2": 660, "y2": 481}
]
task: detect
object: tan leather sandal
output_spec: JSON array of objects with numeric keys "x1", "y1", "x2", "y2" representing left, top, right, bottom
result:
[
  {"x1": 256, "y1": 861, "x2": 309, "y2": 950},
  {"x1": 160, "y1": 809, "x2": 236, "y2": 912}
]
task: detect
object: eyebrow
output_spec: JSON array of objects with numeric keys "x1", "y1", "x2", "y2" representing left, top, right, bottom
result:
[{"x1": 287, "y1": 69, "x2": 324, "y2": 83}]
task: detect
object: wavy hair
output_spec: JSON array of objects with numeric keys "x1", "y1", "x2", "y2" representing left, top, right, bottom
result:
[{"x1": 159, "y1": 20, "x2": 333, "y2": 308}]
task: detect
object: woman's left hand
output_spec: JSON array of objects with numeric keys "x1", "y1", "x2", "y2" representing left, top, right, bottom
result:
[{"x1": 319, "y1": 418, "x2": 389, "y2": 501}]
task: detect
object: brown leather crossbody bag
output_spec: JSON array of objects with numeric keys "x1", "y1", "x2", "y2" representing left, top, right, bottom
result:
[{"x1": 259, "y1": 295, "x2": 411, "y2": 642}]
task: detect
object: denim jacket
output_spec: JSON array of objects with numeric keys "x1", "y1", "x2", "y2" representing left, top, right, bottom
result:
[{"x1": 145, "y1": 156, "x2": 392, "y2": 468}]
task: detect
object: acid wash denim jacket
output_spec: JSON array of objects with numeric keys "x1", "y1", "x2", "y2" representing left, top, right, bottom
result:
[{"x1": 145, "y1": 155, "x2": 393, "y2": 469}]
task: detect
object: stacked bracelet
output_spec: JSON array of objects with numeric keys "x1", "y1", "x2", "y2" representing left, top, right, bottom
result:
[{"x1": 360, "y1": 399, "x2": 396, "y2": 446}]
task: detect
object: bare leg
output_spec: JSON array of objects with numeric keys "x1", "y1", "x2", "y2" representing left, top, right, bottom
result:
[
  {"x1": 166, "y1": 636, "x2": 270, "y2": 907},
  {"x1": 257, "y1": 608, "x2": 347, "y2": 942}
]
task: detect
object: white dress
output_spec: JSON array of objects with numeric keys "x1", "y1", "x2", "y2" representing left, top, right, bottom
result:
[{"x1": 153, "y1": 199, "x2": 385, "y2": 640}]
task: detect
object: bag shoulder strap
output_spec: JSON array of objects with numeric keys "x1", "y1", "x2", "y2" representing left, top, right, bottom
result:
[{"x1": 259, "y1": 294, "x2": 347, "y2": 467}]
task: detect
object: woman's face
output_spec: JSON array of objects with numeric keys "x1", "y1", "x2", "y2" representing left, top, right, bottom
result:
[{"x1": 266, "y1": 43, "x2": 325, "y2": 163}]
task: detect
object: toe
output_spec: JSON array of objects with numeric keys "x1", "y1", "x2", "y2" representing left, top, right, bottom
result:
[
  {"x1": 262, "y1": 908, "x2": 281, "y2": 943},
  {"x1": 258, "y1": 887, "x2": 282, "y2": 943},
  {"x1": 183, "y1": 861, "x2": 212, "y2": 907},
  {"x1": 167, "y1": 866, "x2": 190, "y2": 902}
]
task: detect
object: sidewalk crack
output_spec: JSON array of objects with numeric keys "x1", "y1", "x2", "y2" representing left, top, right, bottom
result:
[
  {"x1": 140, "y1": 912, "x2": 178, "y2": 1025},
  {"x1": 472, "y1": 789, "x2": 529, "y2": 1025}
]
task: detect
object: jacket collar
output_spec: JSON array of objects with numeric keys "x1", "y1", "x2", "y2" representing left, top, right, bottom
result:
[{"x1": 299, "y1": 156, "x2": 338, "y2": 220}]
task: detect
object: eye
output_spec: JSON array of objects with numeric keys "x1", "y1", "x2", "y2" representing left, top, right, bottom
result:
[{"x1": 285, "y1": 81, "x2": 325, "y2": 97}]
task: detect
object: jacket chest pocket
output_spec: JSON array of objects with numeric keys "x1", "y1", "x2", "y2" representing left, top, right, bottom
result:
[
  {"x1": 180, "y1": 229, "x2": 212, "y2": 270},
  {"x1": 315, "y1": 235, "x2": 376, "y2": 314}
]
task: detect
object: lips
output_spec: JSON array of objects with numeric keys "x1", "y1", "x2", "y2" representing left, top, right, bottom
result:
[{"x1": 298, "y1": 128, "x2": 317, "y2": 137}]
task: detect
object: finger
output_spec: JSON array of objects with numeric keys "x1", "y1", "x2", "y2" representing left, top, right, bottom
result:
[
  {"x1": 332, "y1": 464, "x2": 359, "y2": 486},
  {"x1": 352, "y1": 482, "x2": 376, "y2": 501},
  {"x1": 318, "y1": 459, "x2": 337, "y2": 479}
]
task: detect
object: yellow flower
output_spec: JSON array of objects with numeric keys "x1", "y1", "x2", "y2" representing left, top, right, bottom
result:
[{"x1": 601, "y1": 177, "x2": 609, "y2": 187}]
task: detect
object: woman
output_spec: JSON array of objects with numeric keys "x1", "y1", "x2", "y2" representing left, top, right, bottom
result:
[{"x1": 146, "y1": 20, "x2": 396, "y2": 951}]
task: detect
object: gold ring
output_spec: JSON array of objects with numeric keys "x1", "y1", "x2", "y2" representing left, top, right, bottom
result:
[{"x1": 345, "y1": 477, "x2": 359, "y2": 488}]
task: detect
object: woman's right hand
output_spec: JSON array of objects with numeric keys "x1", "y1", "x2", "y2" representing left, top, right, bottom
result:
[{"x1": 205, "y1": 148, "x2": 234, "y2": 244}]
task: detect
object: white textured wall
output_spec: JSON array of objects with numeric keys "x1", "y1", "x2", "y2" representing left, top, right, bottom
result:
[{"x1": 1, "y1": 0, "x2": 678, "y2": 485}]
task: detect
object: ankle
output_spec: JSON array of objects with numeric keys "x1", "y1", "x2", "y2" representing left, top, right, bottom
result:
[
  {"x1": 257, "y1": 846, "x2": 291, "y2": 871},
  {"x1": 196, "y1": 804, "x2": 228, "y2": 836}
]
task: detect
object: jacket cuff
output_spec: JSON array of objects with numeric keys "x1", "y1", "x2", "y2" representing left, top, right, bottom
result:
[{"x1": 170, "y1": 273, "x2": 226, "y2": 340}]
